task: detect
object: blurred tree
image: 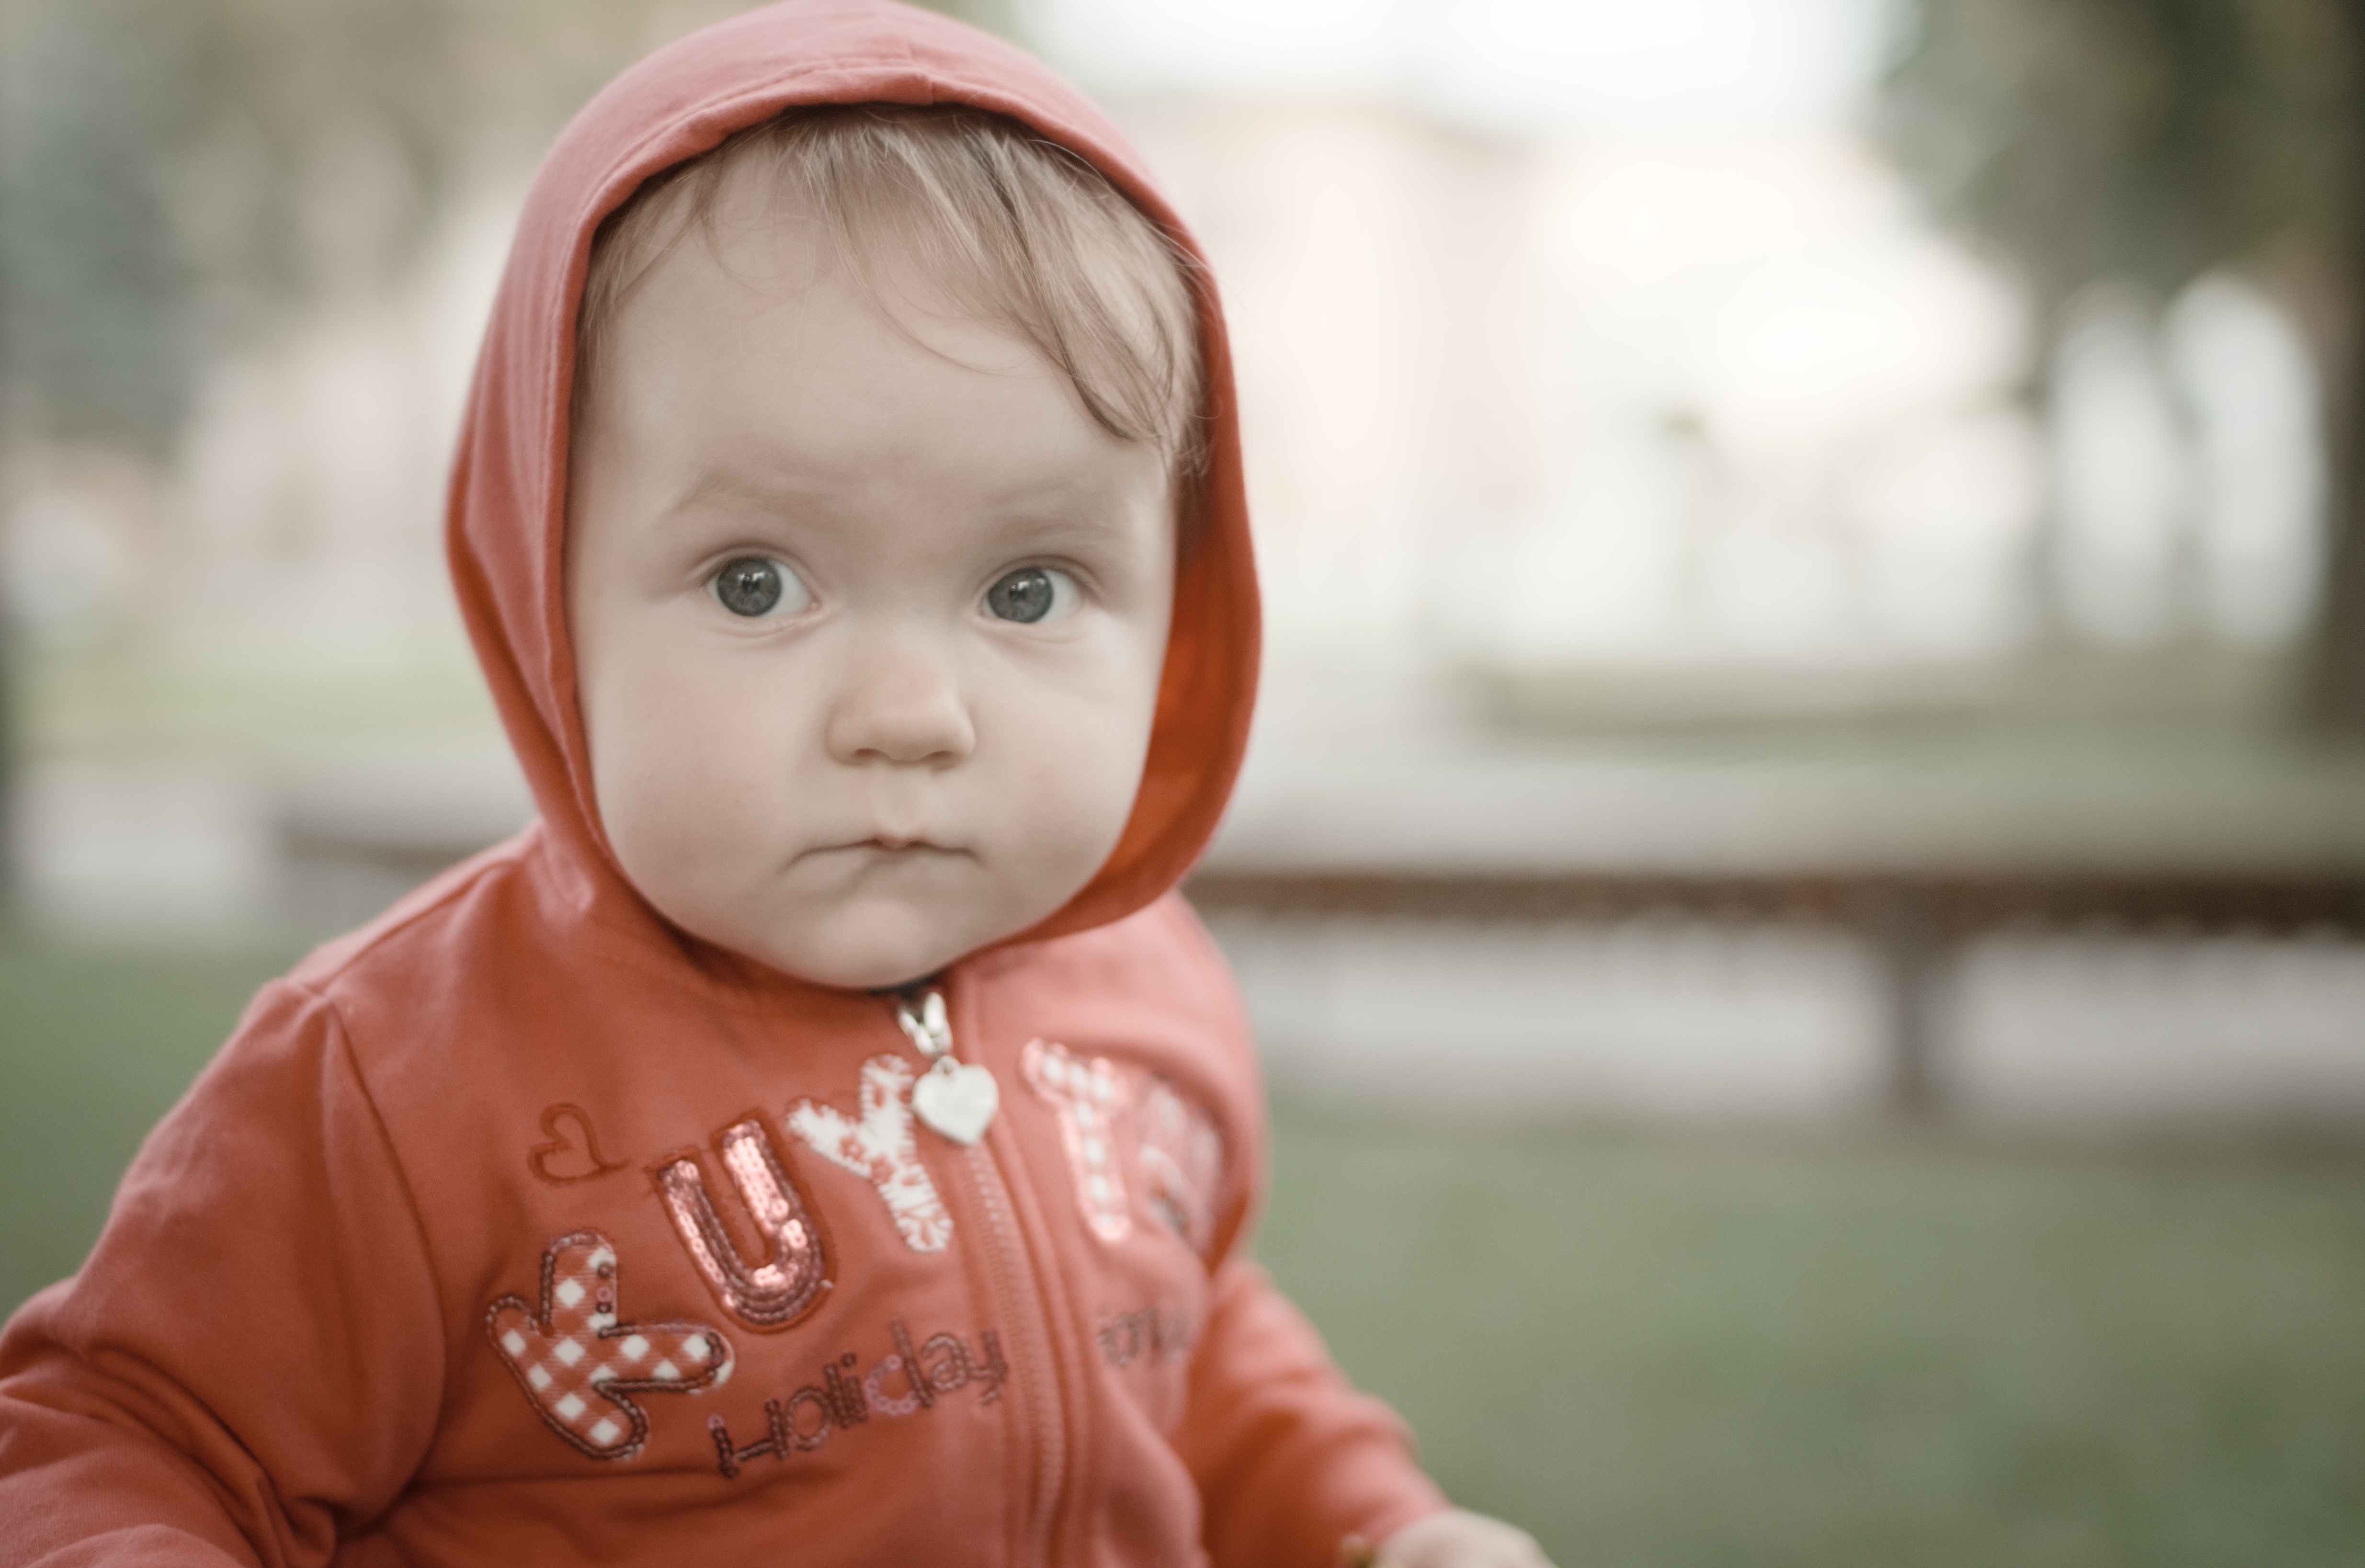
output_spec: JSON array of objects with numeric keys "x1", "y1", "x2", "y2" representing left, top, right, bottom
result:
[
  {"x1": 0, "y1": 0, "x2": 770, "y2": 453},
  {"x1": 0, "y1": 0, "x2": 1020, "y2": 458},
  {"x1": 0, "y1": 0, "x2": 206, "y2": 455},
  {"x1": 0, "y1": 0, "x2": 766, "y2": 891},
  {"x1": 1879, "y1": 0, "x2": 2365, "y2": 733},
  {"x1": 0, "y1": 0, "x2": 1034, "y2": 893}
]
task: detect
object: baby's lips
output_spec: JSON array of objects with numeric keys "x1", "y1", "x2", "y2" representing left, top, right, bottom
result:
[
  {"x1": 795, "y1": 834, "x2": 971, "y2": 864},
  {"x1": 834, "y1": 833, "x2": 946, "y2": 853}
]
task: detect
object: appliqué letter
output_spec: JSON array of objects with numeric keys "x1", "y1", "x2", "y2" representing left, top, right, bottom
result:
[
  {"x1": 1138, "y1": 1075, "x2": 1225, "y2": 1255},
  {"x1": 652, "y1": 1114, "x2": 832, "y2": 1330},
  {"x1": 488, "y1": 1229, "x2": 734, "y2": 1462},
  {"x1": 786, "y1": 1055, "x2": 955, "y2": 1252},
  {"x1": 1023, "y1": 1041, "x2": 1133, "y2": 1243}
]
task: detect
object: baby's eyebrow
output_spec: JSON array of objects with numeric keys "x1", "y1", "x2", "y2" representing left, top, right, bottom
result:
[
  {"x1": 652, "y1": 468, "x2": 1150, "y2": 543},
  {"x1": 981, "y1": 510, "x2": 1139, "y2": 555},
  {"x1": 653, "y1": 471, "x2": 817, "y2": 523}
]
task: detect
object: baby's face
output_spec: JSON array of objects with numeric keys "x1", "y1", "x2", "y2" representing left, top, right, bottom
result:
[{"x1": 567, "y1": 218, "x2": 1175, "y2": 989}]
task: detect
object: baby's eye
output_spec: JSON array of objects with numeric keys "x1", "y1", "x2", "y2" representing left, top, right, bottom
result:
[
  {"x1": 712, "y1": 556, "x2": 810, "y2": 618},
  {"x1": 984, "y1": 566, "x2": 1080, "y2": 625}
]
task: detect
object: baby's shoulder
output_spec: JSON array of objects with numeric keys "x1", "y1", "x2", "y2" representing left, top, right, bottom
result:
[
  {"x1": 980, "y1": 889, "x2": 1262, "y2": 1121},
  {"x1": 261, "y1": 825, "x2": 611, "y2": 1088}
]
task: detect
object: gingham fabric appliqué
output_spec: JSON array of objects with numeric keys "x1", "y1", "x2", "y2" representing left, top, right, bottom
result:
[
  {"x1": 786, "y1": 1055, "x2": 955, "y2": 1253},
  {"x1": 1022, "y1": 1041, "x2": 1132, "y2": 1243},
  {"x1": 488, "y1": 1229, "x2": 735, "y2": 1461}
]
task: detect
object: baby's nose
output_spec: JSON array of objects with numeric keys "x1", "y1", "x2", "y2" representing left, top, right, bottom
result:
[{"x1": 824, "y1": 635, "x2": 976, "y2": 766}]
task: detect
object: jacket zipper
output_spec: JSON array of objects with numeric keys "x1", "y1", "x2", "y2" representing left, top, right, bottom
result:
[
  {"x1": 963, "y1": 1141, "x2": 1067, "y2": 1568},
  {"x1": 898, "y1": 985, "x2": 1068, "y2": 1567}
]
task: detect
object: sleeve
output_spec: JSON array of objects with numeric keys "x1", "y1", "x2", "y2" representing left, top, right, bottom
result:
[
  {"x1": 0, "y1": 980, "x2": 447, "y2": 1567},
  {"x1": 1153, "y1": 894, "x2": 1445, "y2": 1566},
  {"x1": 1171, "y1": 1258, "x2": 1449, "y2": 1568}
]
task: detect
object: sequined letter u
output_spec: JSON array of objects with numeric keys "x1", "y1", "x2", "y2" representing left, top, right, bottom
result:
[{"x1": 652, "y1": 1116, "x2": 831, "y2": 1331}]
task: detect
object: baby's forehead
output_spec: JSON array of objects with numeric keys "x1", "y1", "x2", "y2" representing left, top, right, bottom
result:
[
  {"x1": 570, "y1": 238, "x2": 1174, "y2": 571},
  {"x1": 573, "y1": 104, "x2": 1202, "y2": 478}
]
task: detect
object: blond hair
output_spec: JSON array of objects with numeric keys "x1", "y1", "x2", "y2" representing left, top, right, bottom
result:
[{"x1": 575, "y1": 103, "x2": 1205, "y2": 474}]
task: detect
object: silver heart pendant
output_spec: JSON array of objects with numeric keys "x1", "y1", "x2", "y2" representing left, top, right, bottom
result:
[{"x1": 912, "y1": 1059, "x2": 999, "y2": 1146}]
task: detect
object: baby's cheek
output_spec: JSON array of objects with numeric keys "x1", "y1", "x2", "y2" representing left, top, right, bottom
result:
[
  {"x1": 1014, "y1": 728, "x2": 1137, "y2": 869},
  {"x1": 587, "y1": 660, "x2": 787, "y2": 935}
]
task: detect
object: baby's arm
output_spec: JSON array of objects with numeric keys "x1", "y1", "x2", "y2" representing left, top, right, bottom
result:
[
  {"x1": 1172, "y1": 1261, "x2": 1559, "y2": 1568},
  {"x1": 1171, "y1": 1258, "x2": 1449, "y2": 1567},
  {"x1": 1173, "y1": 1267, "x2": 1561, "y2": 1568},
  {"x1": 0, "y1": 980, "x2": 442, "y2": 1564}
]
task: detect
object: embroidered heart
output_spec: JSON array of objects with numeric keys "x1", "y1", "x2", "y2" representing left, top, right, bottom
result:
[
  {"x1": 528, "y1": 1103, "x2": 626, "y2": 1183},
  {"x1": 912, "y1": 1059, "x2": 998, "y2": 1145}
]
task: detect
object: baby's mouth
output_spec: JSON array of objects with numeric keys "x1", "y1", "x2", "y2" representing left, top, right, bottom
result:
[
  {"x1": 832, "y1": 832, "x2": 945, "y2": 854},
  {"x1": 791, "y1": 838, "x2": 969, "y2": 885}
]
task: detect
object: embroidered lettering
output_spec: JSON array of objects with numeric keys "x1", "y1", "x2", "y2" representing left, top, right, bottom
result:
[
  {"x1": 488, "y1": 1229, "x2": 733, "y2": 1462},
  {"x1": 863, "y1": 1352, "x2": 923, "y2": 1416},
  {"x1": 972, "y1": 1328, "x2": 1009, "y2": 1403},
  {"x1": 784, "y1": 1384, "x2": 833, "y2": 1446},
  {"x1": 651, "y1": 1114, "x2": 832, "y2": 1331},
  {"x1": 1138, "y1": 1076, "x2": 1225, "y2": 1254},
  {"x1": 705, "y1": 1318, "x2": 1003, "y2": 1479},
  {"x1": 887, "y1": 1317, "x2": 936, "y2": 1408},
  {"x1": 706, "y1": 1387, "x2": 837, "y2": 1476},
  {"x1": 1099, "y1": 1304, "x2": 1194, "y2": 1368},
  {"x1": 1023, "y1": 1041, "x2": 1131, "y2": 1243},
  {"x1": 528, "y1": 1103, "x2": 628, "y2": 1183},
  {"x1": 786, "y1": 1056, "x2": 955, "y2": 1252},
  {"x1": 919, "y1": 1330, "x2": 975, "y2": 1393},
  {"x1": 823, "y1": 1353, "x2": 868, "y2": 1427},
  {"x1": 709, "y1": 1398, "x2": 792, "y2": 1478}
]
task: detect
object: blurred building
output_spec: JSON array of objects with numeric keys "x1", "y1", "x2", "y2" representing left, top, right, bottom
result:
[{"x1": 1121, "y1": 95, "x2": 2329, "y2": 693}]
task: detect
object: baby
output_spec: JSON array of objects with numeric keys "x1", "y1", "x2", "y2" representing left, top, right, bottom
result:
[{"x1": 0, "y1": 5, "x2": 1550, "y2": 1566}]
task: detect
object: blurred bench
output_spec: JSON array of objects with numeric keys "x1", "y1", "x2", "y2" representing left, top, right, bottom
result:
[
  {"x1": 268, "y1": 739, "x2": 2365, "y2": 1121},
  {"x1": 1184, "y1": 864, "x2": 2365, "y2": 1120}
]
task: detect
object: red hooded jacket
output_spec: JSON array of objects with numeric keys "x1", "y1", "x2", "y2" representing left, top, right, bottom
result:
[{"x1": 0, "y1": 3, "x2": 1445, "y2": 1564}]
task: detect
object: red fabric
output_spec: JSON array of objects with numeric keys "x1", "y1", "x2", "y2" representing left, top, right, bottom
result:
[{"x1": 0, "y1": 3, "x2": 1444, "y2": 1564}]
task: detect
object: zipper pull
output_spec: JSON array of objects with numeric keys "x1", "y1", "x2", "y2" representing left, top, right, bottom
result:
[
  {"x1": 895, "y1": 988, "x2": 953, "y2": 1060},
  {"x1": 895, "y1": 988, "x2": 998, "y2": 1146}
]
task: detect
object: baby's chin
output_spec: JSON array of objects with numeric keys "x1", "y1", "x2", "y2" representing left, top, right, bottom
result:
[
  {"x1": 633, "y1": 842, "x2": 1111, "y2": 991},
  {"x1": 731, "y1": 889, "x2": 1065, "y2": 992}
]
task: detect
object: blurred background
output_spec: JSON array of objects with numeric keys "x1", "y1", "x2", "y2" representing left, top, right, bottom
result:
[{"x1": 3, "y1": 0, "x2": 2363, "y2": 1561}]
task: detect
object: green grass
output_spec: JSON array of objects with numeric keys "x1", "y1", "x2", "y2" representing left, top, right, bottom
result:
[
  {"x1": 0, "y1": 932, "x2": 299, "y2": 1311},
  {"x1": 1262, "y1": 1110, "x2": 2365, "y2": 1568},
  {"x1": 23, "y1": 641, "x2": 498, "y2": 762},
  {"x1": 4, "y1": 934, "x2": 2364, "y2": 1564}
]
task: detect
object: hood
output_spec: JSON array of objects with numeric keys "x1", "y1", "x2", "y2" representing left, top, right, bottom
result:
[{"x1": 445, "y1": 0, "x2": 1259, "y2": 971}]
